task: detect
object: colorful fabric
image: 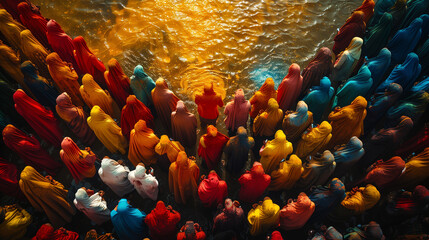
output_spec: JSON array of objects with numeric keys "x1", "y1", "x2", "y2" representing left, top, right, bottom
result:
[
  {"x1": 171, "y1": 100, "x2": 198, "y2": 148},
  {"x1": 249, "y1": 78, "x2": 277, "y2": 119},
  {"x1": 247, "y1": 198, "x2": 280, "y2": 236},
  {"x1": 363, "y1": 156, "x2": 405, "y2": 189},
  {"x1": 269, "y1": 154, "x2": 303, "y2": 191},
  {"x1": 224, "y1": 89, "x2": 251, "y2": 131},
  {"x1": 331, "y1": 37, "x2": 363, "y2": 84},
  {"x1": 128, "y1": 164, "x2": 159, "y2": 201},
  {"x1": 129, "y1": 120, "x2": 160, "y2": 166},
  {"x1": 151, "y1": 78, "x2": 180, "y2": 132},
  {"x1": 0, "y1": 10, "x2": 26, "y2": 51},
  {"x1": 303, "y1": 77, "x2": 334, "y2": 123},
  {"x1": 364, "y1": 48, "x2": 391, "y2": 96},
  {"x1": 253, "y1": 98, "x2": 283, "y2": 137},
  {"x1": 32, "y1": 223, "x2": 79, "y2": 240},
  {"x1": 198, "y1": 125, "x2": 229, "y2": 170},
  {"x1": 73, "y1": 188, "x2": 110, "y2": 225},
  {"x1": 195, "y1": 82, "x2": 224, "y2": 120},
  {"x1": 111, "y1": 199, "x2": 148, "y2": 240},
  {"x1": 168, "y1": 151, "x2": 200, "y2": 204},
  {"x1": 224, "y1": 127, "x2": 254, "y2": 174},
  {"x1": 295, "y1": 150, "x2": 336, "y2": 191},
  {"x1": 154, "y1": 135, "x2": 184, "y2": 164},
  {"x1": 104, "y1": 58, "x2": 131, "y2": 108},
  {"x1": 333, "y1": 12, "x2": 366, "y2": 56},
  {"x1": 238, "y1": 162, "x2": 271, "y2": 202},
  {"x1": 98, "y1": 157, "x2": 134, "y2": 197},
  {"x1": 295, "y1": 121, "x2": 332, "y2": 159},
  {"x1": 46, "y1": 20, "x2": 79, "y2": 71},
  {"x1": 301, "y1": 47, "x2": 334, "y2": 96},
  {"x1": 121, "y1": 95, "x2": 154, "y2": 140},
  {"x1": 333, "y1": 65, "x2": 372, "y2": 108},
  {"x1": 341, "y1": 184, "x2": 380, "y2": 214},
  {"x1": 260, "y1": 130, "x2": 293, "y2": 174},
  {"x1": 213, "y1": 199, "x2": 245, "y2": 234},
  {"x1": 332, "y1": 136, "x2": 364, "y2": 178},
  {"x1": 393, "y1": 147, "x2": 429, "y2": 189},
  {"x1": 0, "y1": 157, "x2": 20, "y2": 197},
  {"x1": 282, "y1": 101, "x2": 313, "y2": 143},
  {"x1": 198, "y1": 171, "x2": 228, "y2": 207},
  {"x1": 130, "y1": 65, "x2": 156, "y2": 107},
  {"x1": 145, "y1": 201, "x2": 181, "y2": 240},
  {"x1": 308, "y1": 178, "x2": 346, "y2": 222},
  {"x1": 17, "y1": 2, "x2": 50, "y2": 49},
  {"x1": 364, "y1": 12, "x2": 393, "y2": 58},
  {"x1": 279, "y1": 192, "x2": 315, "y2": 230},
  {"x1": 20, "y1": 30, "x2": 51, "y2": 80},
  {"x1": 353, "y1": 0, "x2": 375, "y2": 24},
  {"x1": 388, "y1": 18, "x2": 422, "y2": 65},
  {"x1": 0, "y1": 205, "x2": 32, "y2": 240},
  {"x1": 277, "y1": 63, "x2": 303, "y2": 112}
]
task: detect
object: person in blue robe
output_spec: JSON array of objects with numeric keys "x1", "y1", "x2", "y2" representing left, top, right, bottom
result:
[
  {"x1": 130, "y1": 65, "x2": 156, "y2": 109},
  {"x1": 364, "y1": 48, "x2": 392, "y2": 97},
  {"x1": 388, "y1": 18, "x2": 422, "y2": 65},
  {"x1": 332, "y1": 136, "x2": 365, "y2": 178},
  {"x1": 111, "y1": 199, "x2": 148, "y2": 240},
  {"x1": 302, "y1": 76, "x2": 334, "y2": 124}
]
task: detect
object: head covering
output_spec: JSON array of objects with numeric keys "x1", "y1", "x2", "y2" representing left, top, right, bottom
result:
[
  {"x1": 198, "y1": 125, "x2": 229, "y2": 170},
  {"x1": 195, "y1": 82, "x2": 224, "y2": 120},
  {"x1": 20, "y1": 30, "x2": 51, "y2": 80},
  {"x1": 224, "y1": 89, "x2": 251, "y2": 131},
  {"x1": 332, "y1": 136, "x2": 365, "y2": 177},
  {"x1": 151, "y1": 78, "x2": 180, "y2": 132},
  {"x1": 333, "y1": 12, "x2": 366, "y2": 55},
  {"x1": 277, "y1": 63, "x2": 303, "y2": 112},
  {"x1": 386, "y1": 91, "x2": 429, "y2": 124},
  {"x1": 388, "y1": 0, "x2": 407, "y2": 32},
  {"x1": 269, "y1": 154, "x2": 303, "y2": 191},
  {"x1": 17, "y1": 2, "x2": 50, "y2": 49},
  {"x1": 198, "y1": 170, "x2": 228, "y2": 207},
  {"x1": 0, "y1": 9, "x2": 26, "y2": 50},
  {"x1": 98, "y1": 157, "x2": 134, "y2": 196},
  {"x1": 301, "y1": 47, "x2": 334, "y2": 95},
  {"x1": 0, "y1": 157, "x2": 20, "y2": 197},
  {"x1": 238, "y1": 162, "x2": 271, "y2": 202},
  {"x1": 259, "y1": 130, "x2": 293, "y2": 174},
  {"x1": 393, "y1": 147, "x2": 429, "y2": 189},
  {"x1": 128, "y1": 164, "x2": 159, "y2": 201},
  {"x1": 280, "y1": 192, "x2": 315, "y2": 230},
  {"x1": 130, "y1": 65, "x2": 156, "y2": 107},
  {"x1": 0, "y1": 204, "x2": 32, "y2": 240},
  {"x1": 364, "y1": 48, "x2": 392, "y2": 96},
  {"x1": 145, "y1": 201, "x2": 181, "y2": 240},
  {"x1": 303, "y1": 76, "x2": 334, "y2": 123},
  {"x1": 353, "y1": 0, "x2": 375, "y2": 24},
  {"x1": 60, "y1": 137, "x2": 97, "y2": 182},
  {"x1": 364, "y1": 156, "x2": 405, "y2": 189},
  {"x1": 129, "y1": 120, "x2": 160, "y2": 166},
  {"x1": 368, "y1": 0, "x2": 395, "y2": 27},
  {"x1": 154, "y1": 135, "x2": 184, "y2": 163},
  {"x1": 121, "y1": 95, "x2": 154, "y2": 140},
  {"x1": 253, "y1": 98, "x2": 283, "y2": 137},
  {"x1": 282, "y1": 101, "x2": 314, "y2": 143},
  {"x1": 32, "y1": 223, "x2": 79, "y2": 240},
  {"x1": 331, "y1": 38, "x2": 364, "y2": 84},
  {"x1": 341, "y1": 184, "x2": 381, "y2": 213},
  {"x1": 295, "y1": 121, "x2": 332, "y2": 159},
  {"x1": 296, "y1": 150, "x2": 336, "y2": 191},
  {"x1": 224, "y1": 126, "x2": 255, "y2": 173},
  {"x1": 364, "y1": 12, "x2": 393, "y2": 58},
  {"x1": 104, "y1": 58, "x2": 131, "y2": 107},
  {"x1": 308, "y1": 178, "x2": 346, "y2": 222},
  {"x1": 168, "y1": 151, "x2": 200, "y2": 204},
  {"x1": 399, "y1": 0, "x2": 429, "y2": 29},
  {"x1": 213, "y1": 198, "x2": 245, "y2": 234},
  {"x1": 247, "y1": 197, "x2": 280, "y2": 236},
  {"x1": 171, "y1": 100, "x2": 197, "y2": 147},
  {"x1": 46, "y1": 19, "x2": 79, "y2": 70},
  {"x1": 73, "y1": 188, "x2": 111, "y2": 225},
  {"x1": 111, "y1": 199, "x2": 148, "y2": 240},
  {"x1": 249, "y1": 78, "x2": 277, "y2": 118},
  {"x1": 388, "y1": 18, "x2": 423, "y2": 65}
]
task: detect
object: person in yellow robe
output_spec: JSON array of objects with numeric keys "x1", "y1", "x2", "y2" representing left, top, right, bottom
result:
[
  {"x1": 295, "y1": 121, "x2": 332, "y2": 159},
  {"x1": 168, "y1": 151, "x2": 200, "y2": 204},
  {"x1": 155, "y1": 135, "x2": 185, "y2": 169},
  {"x1": 0, "y1": 10, "x2": 26, "y2": 51},
  {"x1": 129, "y1": 120, "x2": 160, "y2": 166},
  {"x1": 80, "y1": 74, "x2": 121, "y2": 120},
  {"x1": 87, "y1": 105, "x2": 128, "y2": 154},
  {"x1": 19, "y1": 30, "x2": 51, "y2": 80},
  {"x1": 269, "y1": 154, "x2": 303, "y2": 191},
  {"x1": 19, "y1": 166, "x2": 75, "y2": 228},
  {"x1": 247, "y1": 197, "x2": 280, "y2": 236},
  {"x1": 253, "y1": 98, "x2": 284, "y2": 138},
  {"x1": 327, "y1": 96, "x2": 367, "y2": 149},
  {"x1": 259, "y1": 130, "x2": 293, "y2": 174},
  {"x1": 0, "y1": 205, "x2": 32, "y2": 240},
  {"x1": 391, "y1": 147, "x2": 429, "y2": 190}
]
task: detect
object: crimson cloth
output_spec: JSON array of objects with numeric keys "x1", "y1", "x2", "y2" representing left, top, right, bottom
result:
[
  {"x1": 13, "y1": 90, "x2": 63, "y2": 147},
  {"x1": 363, "y1": 156, "x2": 405, "y2": 189},
  {"x1": 395, "y1": 125, "x2": 429, "y2": 158},
  {"x1": 0, "y1": 157, "x2": 20, "y2": 197},
  {"x1": 1, "y1": 0, "x2": 40, "y2": 21},
  {"x1": 277, "y1": 63, "x2": 303, "y2": 112},
  {"x1": 301, "y1": 47, "x2": 333, "y2": 96},
  {"x1": 151, "y1": 78, "x2": 180, "y2": 133},
  {"x1": 198, "y1": 126, "x2": 229, "y2": 170},
  {"x1": 17, "y1": 2, "x2": 50, "y2": 49},
  {"x1": 238, "y1": 162, "x2": 271, "y2": 202},
  {"x1": 171, "y1": 100, "x2": 198, "y2": 148},
  {"x1": 32, "y1": 224, "x2": 79, "y2": 240},
  {"x1": 270, "y1": 231, "x2": 284, "y2": 240},
  {"x1": 104, "y1": 58, "x2": 131, "y2": 108},
  {"x1": 121, "y1": 95, "x2": 154, "y2": 140},
  {"x1": 198, "y1": 171, "x2": 228, "y2": 208},
  {"x1": 195, "y1": 83, "x2": 224, "y2": 120},
  {"x1": 333, "y1": 11, "x2": 366, "y2": 56},
  {"x1": 2, "y1": 124, "x2": 62, "y2": 176},
  {"x1": 145, "y1": 201, "x2": 181, "y2": 240}
]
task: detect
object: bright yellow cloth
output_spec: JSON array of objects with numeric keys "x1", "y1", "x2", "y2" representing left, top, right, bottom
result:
[
  {"x1": 0, "y1": 10, "x2": 26, "y2": 51},
  {"x1": 129, "y1": 120, "x2": 160, "y2": 166},
  {"x1": 87, "y1": 106, "x2": 128, "y2": 154},
  {"x1": 260, "y1": 130, "x2": 293, "y2": 174},
  {"x1": 168, "y1": 151, "x2": 200, "y2": 204},
  {"x1": 253, "y1": 98, "x2": 283, "y2": 137},
  {"x1": 155, "y1": 135, "x2": 185, "y2": 163},
  {"x1": 247, "y1": 197, "x2": 280, "y2": 236},
  {"x1": 0, "y1": 205, "x2": 32, "y2": 240},
  {"x1": 295, "y1": 121, "x2": 332, "y2": 159},
  {"x1": 393, "y1": 147, "x2": 429, "y2": 189},
  {"x1": 341, "y1": 184, "x2": 380, "y2": 214},
  {"x1": 269, "y1": 154, "x2": 303, "y2": 191},
  {"x1": 20, "y1": 30, "x2": 51, "y2": 80}
]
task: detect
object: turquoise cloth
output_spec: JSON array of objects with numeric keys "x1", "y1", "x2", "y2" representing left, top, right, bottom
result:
[
  {"x1": 130, "y1": 65, "x2": 156, "y2": 107},
  {"x1": 303, "y1": 76, "x2": 334, "y2": 123},
  {"x1": 111, "y1": 199, "x2": 148, "y2": 240}
]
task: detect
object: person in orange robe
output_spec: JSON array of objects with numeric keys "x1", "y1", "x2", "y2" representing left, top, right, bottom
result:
[
  {"x1": 13, "y1": 89, "x2": 63, "y2": 147},
  {"x1": 168, "y1": 151, "x2": 200, "y2": 204},
  {"x1": 60, "y1": 137, "x2": 97, "y2": 183},
  {"x1": 327, "y1": 96, "x2": 367, "y2": 149},
  {"x1": 145, "y1": 201, "x2": 181, "y2": 240},
  {"x1": 0, "y1": 10, "x2": 26, "y2": 51},
  {"x1": 332, "y1": 11, "x2": 366, "y2": 56},
  {"x1": 56, "y1": 93, "x2": 96, "y2": 145},
  {"x1": 151, "y1": 78, "x2": 180, "y2": 133},
  {"x1": 194, "y1": 82, "x2": 224, "y2": 129},
  {"x1": 269, "y1": 154, "x2": 303, "y2": 191},
  {"x1": 19, "y1": 166, "x2": 75, "y2": 228},
  {"x1": 104, "y1": 58, "x2": 131, "y2": 108},
  {"x1": 238, "y1": 162, "x2": 271, "y2": 203},
  {"x1": 198, "y1": 170, "x2": 228, "y2": 208},
  {"x1": 129, "y1": 120, "x2": 160, "y2": 166},
  {"x1": 87, "y1": 106, "x2": 128, "y2": 154},
  {"x1": 177, "y1": 221, "x2": 206, "y2": 240},
  {"x1": 198, "y1": 125, "x2": 229, "y2": 170},
  {"x1": 120, "y1": 95, "x2": 154, "y2": 140},
  {"x1": 19, "y1": 30, "x2": 51, "y2": 80},
  {"x1": 171, "y1": 100, "x2": 198, "y2": 148},
  {"x1": 46, "y1": 52, "x2": 84, "y2": 106},
  {"x1": 155, "y1": 135, "x2": 185, "y2": 170},
  {"x1": 295, "y1": 121, "x2": 332, "y2": 159},
  {"x1": 80, "y1": 74, "x2": 121, "y2": 120},
  {"x1": 249, "y1": 78, "x2": 277, "y2": 120},
  {"x1": 353, "y1": 0, "x2": 376, "y2": 24},
  {"x1": 277, "y1": 63, "x2": 303, "y2": 112},
  {"x1": 279, "y1": 192, "x2": 315, "y2": 230},
  {"x1": 253, "y1": 98, "x2": 284, "y2": 138}
]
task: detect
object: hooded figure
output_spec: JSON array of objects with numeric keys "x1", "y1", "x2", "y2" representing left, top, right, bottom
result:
[
  {"x1": 198, "y1": 170, "x2": 228, "y2": 208},
  {"x1": 269, "y1": 154, "x2": 303, "y2": 191},
  {"x1": 332, "y1": 12, "x2": 366, "y2": 56},
  {"x1": 303, "y1": 77, "x2": 334, "y2": 123},
  {"x1": 337, "y1": 184, "x2": 380, "y2": 216},
  {"x1": 295, "y1": 150, "x2": 336, "y2": 191},
  {"x1": 73, "y1": 188, "x2": 110, "y2": 225},
  {"x1": 87, "y1": 106, "x2": 128, "y2": 154},
  {"x1": 301, "y1": 47, "x2": 334, "y2": 96},
  {"x1": 0, "y1": 157, "x2": 20, "y2": 198},
  {"x1": 260, "y1": 130, "x2": 293, "y2": 174},
  {"x1": 253, "y1": 98, "x2": 283, "y2": 137},
  {"x1": 398, "y1": 0, "x2": 429, "y2": 30},
  {"x1": 73, "y1": 36, "x2": 107, "y2": 88},
  {"x1": 0, "y1": 204, "x2": 32, "y2": 240},
  {"x1": 17, "y1": 2, "x2": 49, "y2": 47},
  {"x1": 363, "y1": 13, "x2": 393, "y2": 58},
  {"x1": 328, "y1": 96, "x2": 367, "y2": 149},
  {"x1": 128, "y1": 164, "x2": 159, "y2": 201},
  {"x1": 277, "y1": 63, "x2": 303, "y2": 112},
  {"x1": 238, "y1": 162, "x2": 271, "y2": 202},
  {"x1": 13, "y1": 89, "x2": 63, "y2": 147},
  {"x1": 130, "y1": 65, "x2": 156, "y2": 107},
  {"x1": 171, "y1": 100, "x2": 198, "y2": 148},
  {"x1": 367, "y1": 0, "x2": 395, "y2": 28},
  {"x1": 332, "y1": 136, "x2": 365, "y2": 178},
  {"x1": 224, "y1": 89, "x2": 251, "y2": 134},
  {"x1": 386, "y1": 91, "x2": 429, "y2": 125},
  {"x1": 195, "y1": 82, "x2": 224, "y2": 128},
  {"x1": 129, "y1": 120, "x2": 160, "y2": 166},
  {"x1": 2, "y1": 124, "x2": 61, "y2": 175},
  {"x1": 46, "y1": 20, "x2": 79, "y2": 71},
  {"x1": 364, "y1": 48, "x2": 391, "y2": 96},
  {"x1": 56, "y1": 93, "x2": 96, "y2": 145},
  {"x1": 19, "y1": 166, "x2": 75, "y2": 228},
  {"x1": 295, "y1": 121, "x2": 332, "y2": 159},
  {"x1": 80, "y1": 74, "x2": 121, "y2": 120},
  {"x1": 168, "y1": 151, "x2": 200, "y2": 204},
  {"x1": 19, "y1": 30, "x2": 51, "y2": 80},
  {"x1": 280, "y1": 192, "x2": 315, "y2": 230},
  {"x1": 177, "y1": 221, "x2": 206, "y2": 240},
  {"x1": 151, "y1": 78, "x2": 180, "y2": 132},
  {"x1": 98, "y1": 157, "x2": 134, "y2": 197},
  {"x1": 392, "y1": 147, "x2": 429, "y2": 189},
  {"x1": 213, "y1": 199, "x2": 245, "y2": 235},
  {"x1": 224, "y1": 126, "x2": 254, "y2": 174},
  {"x1": 247, "y1": 197, "x2": 280, "y2": 236},
  {"x1": 282, "y1": 101, "x2": 314, "y2": 144},
  {"x1": 32, "y1": 223, "x2": 78, "y2": 240},
  {"x1": 111, "y1": 199, "x2": 148, "y2": 240},
  {"x1": 154, "y1": 135, "x2": 184, "y2": 169},
  {"x1": 353, "y1": 0, "x2": 375, "y2": 24},
  {"x1": 388, "y1": 18, "x2": 423, "y2": 65},
  {"x1": 121, "y1": 95, "x2": 154, "y2": 140},
  {"x1": 60, "y1": 137, "x2": 97, "y2": 183},
  {"x1": 0, "y1": 10, "x2": 26, "y2": 51},
  {"x1": 198, "y1": 125, "x2": 229, "y2": 170},
  {"x1": 47, "y1": 52, "x2": 84, "y2": 106},
  {"x1": 20, "y1": 61, "x2": 58, "y2": 111},
  {"x1": 145, "y1": 201, "x2": 181, "y2": 240},
  {"x1": 389, "y1": 0, "x2": 407, "y2": 32},
  {"x1": 104, "y1": 58, "x2": 131, "y2": 108},
  {"x1": 331, "y1": 37, "x2": 364, "y2": 85},
  {"x1": 249, "y1": 78, "x2": 277, "y2": 119},
  {"x1": 361, "y1": 156, "x2": 405, "y2": 189}
]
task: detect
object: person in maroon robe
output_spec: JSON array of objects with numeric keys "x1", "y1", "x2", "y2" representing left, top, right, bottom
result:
[
  {"x1": 333, "y1": 11, "x2": 366, "y2": 56},
  {"x1": 121, "y1": 95, "x2": 154, "y2": 140},
  {"x1": 198, "y1": 170, "x2": 228, "y2": 208},
  {"x1": 198, "y1": 125, "x2": 229, "y2": 170},
  {"x1": 171, "y1": 100, "x2": 197, "y2": 148},
  {"x1": 213, "y1": 198, "x2": 245, "y2": 235},
  {"x1": 151, "y1": 78, "x2": 180, "y2": 133},
  {"x1": 145, "y1": 201, "x2": 181, "y2": 240},
  {"x1": 238, "y1": 162, "x2": 271, "y2": 203},
  {"x1": 301, "y1": 47, "x2": 334, "y2": 96},
  {"x1": 177, "y1": 221, "x2": 206, "y2": 240},
  {"x1": 17, "y1": 2, "x2": 50, "y2": 49}
]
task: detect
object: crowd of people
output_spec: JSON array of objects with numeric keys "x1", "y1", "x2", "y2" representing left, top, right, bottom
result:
[{"x1": 0, "y1": 0, "x2": 429, "y2": 239}]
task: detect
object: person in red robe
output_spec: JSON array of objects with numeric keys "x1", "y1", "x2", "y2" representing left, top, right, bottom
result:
[
  {"x1": 121, "y1": 95, "x2": 154, "y2": 140},
  {"x1": 277, "y1": 63, "x2": 303, "y2": 112},
  {"x1": 16, "y1": 2, "x2": 50, "y2": 49},
  {"x1": 171, "y1": 100, "x2": 198, "y2": 148},
  {"x1": 2, "y1": 124, "x2": 61, "y2": 175},
  {"x1": 104, "y1": 58, "x2": 131, "y2": 108},
  {"x1": 46, "y1": 20, "x2": 80, "y2": 72},
  {"x1": 213, "y1": 199, "x2": 245, "y2": 235},
  {"x1": 198, "y1": 125, "x2": 229, "y2": 170},
  {"x1": 395, "y1": 124, "x2": 429, "y2": 158},
  {"x1": 238, "y1": 162, "x2": 271, "y2": 203},
  {"x1": 177, "y1": 221, "x2": 206, "y2": 240},
  {"x1": 151, "y1": 78, "x2": 180, "y2": 133},
  {"x1": 332, "y1": 11, "x2": 366, "y2": 56},
  {"x1": 0, "y1": 157, "x2": 21, "y2": 198},
  {"x1": 198, "y1": 170, "x2": 228, "y2": 208},
  {"x1": 145, "y1": 201, "x2": 181, "y2": 240},
  {"x1": 1, "y1": 0, "x2": 40, "y2": 21},
  {"x1": 195, "y1": 82, "x2": 224, "y2": 129},
  {"x1": 353, "y1": 0, "x2": 375, "y2": 24},
  {"x1": 32, "y1": 223, "x2": 79, "y2": 240},
  {"x1": 13, "y1": 89, "x2": 63, "y2": 147},
  {"x1": 72, "y1": 36, "x2": 107, "y2": 88}
]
